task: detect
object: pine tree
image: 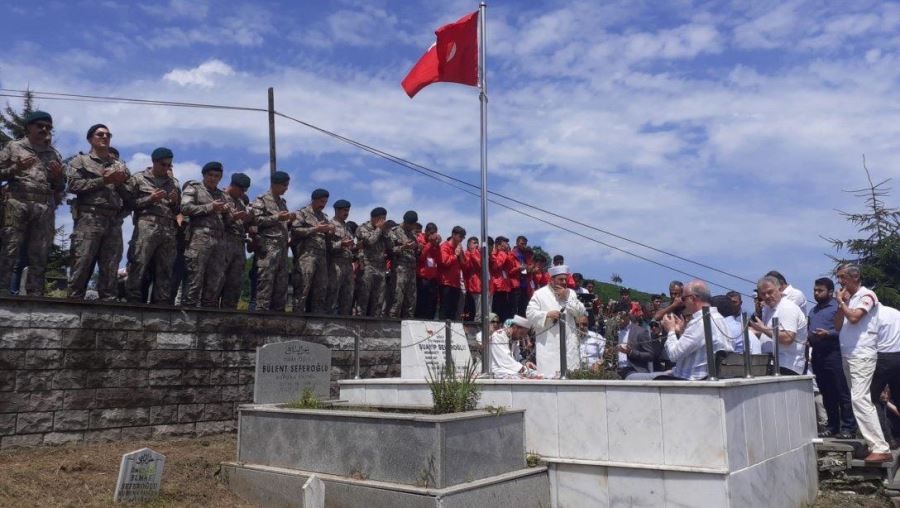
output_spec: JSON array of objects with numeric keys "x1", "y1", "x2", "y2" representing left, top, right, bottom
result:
[
  {"x1": 0, "y1": 89, "x2": 35, "y2": 146},
  {"x1": 825, "y1": 156, "x2": 900, "y2": 307}
]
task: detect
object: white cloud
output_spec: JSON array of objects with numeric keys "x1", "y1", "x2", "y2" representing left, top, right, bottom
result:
[{"x1": 163, "y1": 59, "x2": 235, "y2": 87}]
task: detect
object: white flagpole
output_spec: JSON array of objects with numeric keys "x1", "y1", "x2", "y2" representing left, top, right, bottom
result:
[{"x1": 478, "y1": 2, "x2": 491, "y2": 376}]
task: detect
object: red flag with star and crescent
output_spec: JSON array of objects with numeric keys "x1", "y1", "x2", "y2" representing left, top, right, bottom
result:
[{"x1": 402, "y1": 11, "x2": 479, "y2": 98}]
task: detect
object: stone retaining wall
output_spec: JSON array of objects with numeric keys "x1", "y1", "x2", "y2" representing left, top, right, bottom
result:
[{"x1": 0, "y1": 297, "x2": 402, "y2": 448}]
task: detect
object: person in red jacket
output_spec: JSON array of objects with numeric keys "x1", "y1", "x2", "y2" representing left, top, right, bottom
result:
[
  {"x1": 552, "y1": 254, "x2": 577, "y2": 289},
  {"x1": 437, "y1": 225, "x2": 466, "y2": 320},
  {"x1": 491, "y1": 236, "x2": 515, "y2": 320},
  {"x1": 532, "y1": 254, "x2": 550, "y2": 291},
  {"x1": 462, "y1": 236, "x2": 483, "y2": 320},
  {"x1": 415, "y1": 222, "x2": 441, "y2": 319}
]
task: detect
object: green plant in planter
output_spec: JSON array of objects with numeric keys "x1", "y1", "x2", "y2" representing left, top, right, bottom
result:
[
  {"x1": 425, "y1": 360, "x2": 481, "y2": 414},
  {"x1": 284, "y1": 388, "x2": 322, "y2": 409}
]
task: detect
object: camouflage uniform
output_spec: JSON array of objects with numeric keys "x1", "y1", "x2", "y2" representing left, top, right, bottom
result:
[
  {"x1": 123, "y1": 168, "x2": 180, "y2": 304},
  {"x1": 388, "y1": 225, "x2": 420, "y2": 318},
  {"x1": 326, "y1": 218, "x2": 355, "y2": 315},
  {"x1": 290, "y1": 205, "x2": 330, "y2": 314},
  {"x1": 0, "y1": 138, "x2": 65, "y2": 296},
  {"x1": 250, "y1": 191, "x2": 289, "y2": 311},
  {"x1": 180, "y1": 180, "x2": 227, "y2": 307},
  {"x1": 65, "y1": 152, "x2": 130, "y2": 299},
  {"x1": 354, "y1": 220, "x2": 388, "y2": 317},
  {"x1": 213, "y1": 192, "x2": 251, "y2": 309}
]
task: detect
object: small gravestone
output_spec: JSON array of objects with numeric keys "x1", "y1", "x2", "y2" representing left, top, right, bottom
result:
[
  {"x1": 303, "y1": 475, "x2": 325, "y2": 508},
  {"x1": 254, "y1": 340, "x2": 331, "y2": 403},
  {"x1": 400, "y1": 320, "x2": 472, "y2": 379},
  {"x1": 114, "y1": 447, "x2": 165, "y2": 502}
]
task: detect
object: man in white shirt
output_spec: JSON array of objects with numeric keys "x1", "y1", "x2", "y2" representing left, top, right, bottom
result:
[
  {"x1": 487, "y1": 315, "x2": 541, "y2": 379},
  {"x1": 526, "y1": 264, "x2": 587, "y2": 378},
  {"x1": 872, "y1": 304, "x2": 900, "y2": 448},
  {"x1": 659, "y1": 280, "x2": 732, "y2": 380},
  {"x1": 576, "y1": 314, "x2": 606, "y2": 371},
  {"x1": 835, "y1": 263, "x2": 891, "y2": 462},
  {"x1": 767, "y1": 270, "x2": 808, "y2": 311},
  {"x1": 750, "y1": 276, "x2": 809, "y2": 375}
]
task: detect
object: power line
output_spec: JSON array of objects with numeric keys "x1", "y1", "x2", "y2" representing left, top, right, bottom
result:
[{"x1": 0, "y1": 88, "x2": 266, "y2": 113}]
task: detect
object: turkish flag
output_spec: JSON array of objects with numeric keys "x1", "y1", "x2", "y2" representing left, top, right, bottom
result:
[{"x1": 402, "y1": 11, "x2": 479, "y2": 98}]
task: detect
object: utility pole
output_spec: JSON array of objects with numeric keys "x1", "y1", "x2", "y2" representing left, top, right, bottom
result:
[{"x1": 267, "y1": 87, "x2": 276, "y2": 177}]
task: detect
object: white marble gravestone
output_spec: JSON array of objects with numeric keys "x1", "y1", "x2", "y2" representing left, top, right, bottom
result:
[
  {"x1": 302, "y1": 475, "x2": 325, "y2": 508},
  {"x1": 114, "y1": 447, "x2": 165, "y2": 502},
  {"x1": 400, "y1": 320, "x2": 472, "y2": 379},
  {"x1": 254, "y1": 340, "x2": 331, "y2": 403}
]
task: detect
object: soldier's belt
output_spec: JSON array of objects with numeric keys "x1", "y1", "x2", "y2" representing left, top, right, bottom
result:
[
  {"x1": 189, "y1": 226, "x2": 224, "y2": 237},
  {"x1": 77, "y1": 205, "x2": 120, "y2": 217},
  {"x1": 136, "y1": 213, "x2": 176, "y2": 226},
  {"x1": 10, "y1": 191, "x2": 52, "y2": 204}
]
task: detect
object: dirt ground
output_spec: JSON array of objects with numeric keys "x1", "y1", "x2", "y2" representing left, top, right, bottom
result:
[{"x1": 0, "y1": 434, "x2": 896, "y2": 507}]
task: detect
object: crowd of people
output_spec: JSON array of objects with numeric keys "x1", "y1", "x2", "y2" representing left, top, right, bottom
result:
[{"x1": 2, "y1": 112, "x2": 898, "y2": 462}]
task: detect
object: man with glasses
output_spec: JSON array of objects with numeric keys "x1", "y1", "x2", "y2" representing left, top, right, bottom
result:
[
  {"x1": 66, "y1": 124, "x2": 130, "y2": 300},
  {"x1": 123, "y1": 147, "x2": 181, "y2": 304},
  {"x1": 750, "y1": 276, "x2": 808, "y2": 375},
  {"x1": 0, "y1": 111, "x2": 65, "y2": 296},
  {"x1": 659, "y1": 280, "x2": 732, "y2": 380}
]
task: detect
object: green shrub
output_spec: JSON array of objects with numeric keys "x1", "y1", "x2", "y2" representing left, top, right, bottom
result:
[
  {"x1": 425, "y1": 360, "x2": 481, "y2": 414},
  {"x1": 284, "y1": 388, "x2": 322, "y2": 409}
]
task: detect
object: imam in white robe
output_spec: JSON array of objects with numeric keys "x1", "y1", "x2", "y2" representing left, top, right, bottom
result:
[{"x1": 526, "y1": 285, "x2": 586, "y2": 378}]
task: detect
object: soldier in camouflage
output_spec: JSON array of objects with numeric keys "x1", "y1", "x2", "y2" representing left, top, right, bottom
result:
[
  {"x1": 66, "y1": 124, "x2": 130, "y2": 300},
  {"x1": 180, "y1": 162, "x2": 228, "y2": 307},
  {"x1": 389, "y1": 210, "x2": 421, "y2": 318},
  {"x1": 250, "y1": 171, "x2": 294, "y2": 311},
  {"x1": 326, "y1": 199, "x2": 355, "y2": 315},
  {"x1": 290, "y1": 188, "x2": 333, "y2": 314},
  {"x1": 0, "y1": 111, "x2": 66, "y2": 296},
  {"x1": 212, "y1": 172, "x2": 252, "y2": 309},
  {"x1": 355, "y1": 207, "x2": 390, "y2": 317},
  {"x1": 123, "y1": 147, "x2": 181, "y2": 304}
]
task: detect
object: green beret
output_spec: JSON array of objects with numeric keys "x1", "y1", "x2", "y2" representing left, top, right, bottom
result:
[
  {"x1": 403, "y1": 210, "x2": 418, "y2": 224},
  {"x1": 25, "y1": 110, "x2": 52, "y2": 125},
  {"x1": 333, "y1": 199, "x2": 351, "y2": 209},
  {"x1": 311, "y1": 188, "x2": 329, "y2": 200},
  {"x1": 151, "y1": 147, "x2": 174, "y2": 161},
  {"x1": 230, "y1": 173, "x2": 251, "y2": 189},
  {"x1": 370, "y1": 207, "x2": 387, "y2": 218},
  {"x1": 271, "y1": 171, "x2": 290, "y2": 184},
  {"x1": 202, "y1": 161, "x2": 223, "y2": 174}
]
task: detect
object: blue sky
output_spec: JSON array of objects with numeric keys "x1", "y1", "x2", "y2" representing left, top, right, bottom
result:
[{"x1": 2, "y1": 0, "x2": 899, "y2": 300}]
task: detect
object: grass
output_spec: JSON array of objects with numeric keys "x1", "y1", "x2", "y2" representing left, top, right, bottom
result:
[
  {"x1": 282, "y1": 388, "x2": 322, "y2": 410},
  {"x1": 425, "y1": 360, "x2": 481, "y2": 414}
]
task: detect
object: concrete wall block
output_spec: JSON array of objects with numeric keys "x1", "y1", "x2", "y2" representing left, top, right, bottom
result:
[
  {"x1": 64, "y1": 351, "x2": 108, "y2": 369},
  {"x1": 149, "y1": 369, "x2": 182, "y2": 386},
  {"x1": 0, "y1": 413, "x2": 15, "y2": 435},
  {"x1": 31, "y1": 308, "x2": 81, "y2": 328},
  {"x1": 201, "y1": 402, "x2": 234, "y2": 421},
  {"x1": 209, "y1": 368, "x2": 238, "y2": 385},
  {"x1": 120, "y1": 425, "x2": 153, "y2": 440},
  {"x1": 150, "y1": 405, "x2": 179, "y2": 425},
  {"x1": 0, "y1": 302, "x2": 33, "y2": 327},
  {"x1": 182, "y1": 368, "x2": 210, "y2": 386},
  {"x1": 88, "y1": 369, "x2": 147, "y2": 389},
  {"x1": 83, "y1": 428, "x2": 122, "y2": 442},
  {"x1": 24, "y1": 349, "x2": 64, "y2": 369},
  {"x1": 178, "y1": 403, "x2": 205, "y2": 422},
  {"x1": 16, "y1": 370, "x2": 54, "y2": 391},
  {"x1": 169, "y1": 311, "x2": 196, "y2": 332},
  {"x1": 162, "y1": 387, "x2": 198, "y2": 405},
  {"x1": 59, "y1": 328, "x2": 96, "y2": 349},
  {"x1": 52, "y1": 369, "x2": 91, "y2": 390},
  {"x1": 197, "y1": 313, "x2": 244, "y2": 333},
  {"x1": 3, "y1": 328, "x2": 63, "y2": 349},
  {"x1": 237, "y1": 367, "x2": 255, "y2": 384},
  {"x1": 153, "y1": 423, "x2": 196, "y2": 438},
  {"x1": 2, "y1": 433, "x2": 43, "y2": 449},
  {"x1": 43, "y1": 431, "x2": 84, "y2": 446},
  {"x1": 63, "y1": 389, "x2": 96, "y2": 410},
  {"x1": 141, "y1": 309, "x2": 172, "y2": 332},
  {"x1": 25, "y1": 390, "x2": 64, "y2": 412},
  {"x1": 223, "y1": 351, "x2": 254, "y2": 368},
  {"x1": 195, "y1": 420, "x2": 227, "y2": 436},
  {"x1": 16, "y1": 411, "x2": 54, "y2": 433},
  {"x1": 147, "y1": 350, "x2": 221, "y2": 369},
  {"x1": 96, "y1": 330, "x2": 153, "y2": 350},
  {"x1": 222, "y1": 384, "x2": 252, "y2": 402},
  {"x1": 196, "y1": 333, "x2": 224, "y2": 350},
  {"x1": 113, "y1": 309, "x2": 143, "y2": 330},
  {"x1": 0, "y1": 350, "x2": 25, "y2": 369},
  {"x1": 156, "y1": 332, "x2": 196, "y2": 349},
  {"x1": 0, "y1": 370, "x2": 15, "y2": 391},
  {"x1": 90, "y1": 407, "x2": 150, "y2": 428},
  {"x1": 80, "y1": 311, "x2": 118, "y2": 330},
  {"x1": 94, "y1": 387, "x2": 158, "y2": 408},
  {"x1": 53, "y1": 409, "x2": 90, "y2": 431},
  {"x1": 193, "y1": 386, "x2": 223, "y2": 403},
  {"x1": 103, "y1": 350, "x2": 148, "y2": 369}
]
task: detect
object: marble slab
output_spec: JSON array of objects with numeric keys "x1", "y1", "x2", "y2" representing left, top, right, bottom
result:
[
  {"x1": 556, "y1": 387, "x2": 608, "y2": 462},
  {"x1": 663, "y1": 470, "x2": 728, "y2": 508},
  {"x1": 551, "y1": 462, "x2": 608, "y2": 508},
  {"x1": 512, "y1": 385, "x2": 560, "y2": 457},
  {"x1": 722, "y1": 384, "x2": 749, "y2": 472},
  {"x1": 660, "y1": 387, "x2": 725, "y2": 469},
  {"x1": 607, "y1": 467, "x2": 664, "y2": 507},
  {"x1": 606, "y1": 387, "x2": 663, "y2": 465}
]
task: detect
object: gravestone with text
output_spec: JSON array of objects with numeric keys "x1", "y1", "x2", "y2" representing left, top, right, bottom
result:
[
  {"x1": 400, "y1": 320, "x2": 473, "y2": 379},
  {"x1": 114, "y1": 447, "x2": 165, "y2": 502},
  {"x1": 254, "y1": 340, "x2": 331, "y2": 403}
]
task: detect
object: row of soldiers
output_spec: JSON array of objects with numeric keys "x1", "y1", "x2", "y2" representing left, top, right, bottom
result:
[{"x1": 0, "y1": 111, "x2": 437, "y2": 316}]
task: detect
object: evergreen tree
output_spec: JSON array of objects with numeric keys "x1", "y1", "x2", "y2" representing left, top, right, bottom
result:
[
  {"x1": 825, "y1": 157, "x2": 900, "y2": 307},
  {"x1": 0, "y1": 90, "x2": 35, "y2": 146}
]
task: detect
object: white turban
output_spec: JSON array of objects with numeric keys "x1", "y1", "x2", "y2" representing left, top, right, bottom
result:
[{"x1": 548, "y1": 265, "x2": 569, "y2": 277}]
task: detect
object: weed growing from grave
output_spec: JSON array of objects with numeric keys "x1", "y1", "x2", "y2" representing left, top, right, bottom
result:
[
  {"x1": 284, "y1": 389, "x2": 322, "y2": 409},
  {"x1": 425, "y1": 360, "x2": 481, "y2": 414},
  {"x1": 525, "y1": 452, "x2": 541, "y2": 468}
]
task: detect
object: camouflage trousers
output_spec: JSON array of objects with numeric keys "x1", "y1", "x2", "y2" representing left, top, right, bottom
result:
[
  {"x1": 355, "y1": 263, "x2": 385, "y2": 317},
  {"x1": 0, "y1": 197, "x2": 54, "y2": 296},
  {"x1": 125, "y1": 218, "x2": 176, "y2": 304},
  {"x1": 292, "y1": 250, "x2": 328, "y2": 314},
  {"x1": 326, "y1": 258, "x2": 354, "y2": 315},
  {"x1": 67, "y1": 212, "x2": 123, "y2": 299},
  {"x1": 255, "y1": 235, "x2": 288, "y2": 311},
  {"x1": 182, "y1": 229, "x2": 225, "y2": 308},
  {"x1": 389, "y1": 263, "x2": 417, "y2": 319},
  {"x1": 214, "y1": 235, "x2": 246, "y2": 309}
]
